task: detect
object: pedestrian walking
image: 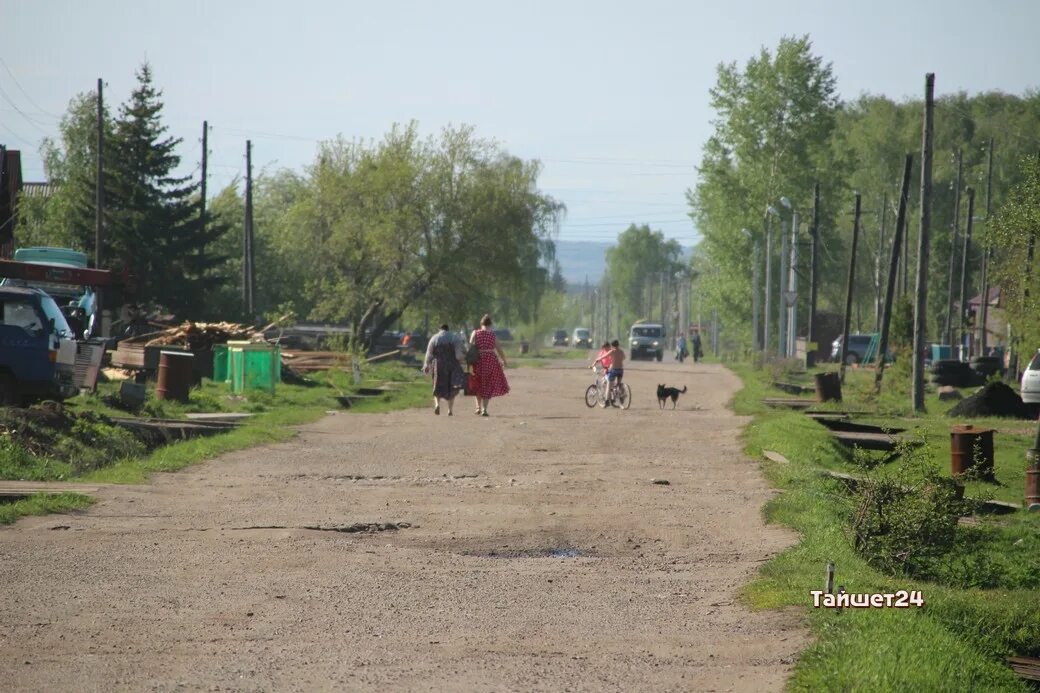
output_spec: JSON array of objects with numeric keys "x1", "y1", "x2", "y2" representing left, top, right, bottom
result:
[
  {"x1": 422, "y1": 323, "x2": 467, "y2": 416},
  {"x1": 469, "y1": 314, "x2": 510, "y2": 416},
  {"x1": 691, "y1": 328, "x2": 703, "y2": 363}
]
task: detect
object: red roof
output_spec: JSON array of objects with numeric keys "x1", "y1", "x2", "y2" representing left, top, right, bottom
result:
[{"x1": 968, "y1": 286, "x2": 1000, "y2": 307}]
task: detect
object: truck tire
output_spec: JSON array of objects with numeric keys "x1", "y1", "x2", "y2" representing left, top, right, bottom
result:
[
  {"x1": 656, "y1": 352, "x2": 663, "y2": 362},
  {"x1": 0, "y1": 374, "x2": 20, "y2": 406}
]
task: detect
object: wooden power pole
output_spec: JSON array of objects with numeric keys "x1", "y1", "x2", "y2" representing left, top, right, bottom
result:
[
  {"x1": 839, "y1": 193, "x2": 861, "y2": 383},
  {"x1": 958, "y1": 188, "x2": 976, "y2": 356},
  {"x1": 807, "y1": 182, "x2": 820, "y2": 367},
  {"x1": 912, "y1": 73, "x2": 935, "y2": 413},
  {"x1": 875, "y1": 155, "x2": 914, "y2": 393},
  {"x1": 978, "y1": 137, "x2": 995, "y2": 355},
  {"x1": 95, "y1": 77, "x2": 105, "y2": 332},
  {"x1": 244, "y1": 139, "x2": 255, "y2": 317},
  {"x1": 944, "y1": 149, "x2": 962, "y2": 346},
  {"x1": 200, "y1": 120, "x2": 208, "y2": 239}
]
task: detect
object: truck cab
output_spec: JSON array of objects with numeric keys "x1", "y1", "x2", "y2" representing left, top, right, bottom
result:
[
  {"x1": 1, "y1": 247, "x2": 97, "y2": 339},
  {"x1": 0, "y1": 286, "x2": 79, "y2": 404},
  {"x1": 629, "y1": 322, "x2": 666, "y2": 361}
]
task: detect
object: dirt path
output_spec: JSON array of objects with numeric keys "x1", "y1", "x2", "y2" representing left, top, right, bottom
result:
[{"x1": 0, "y1": 360, "x2": 806, "y2": 692}]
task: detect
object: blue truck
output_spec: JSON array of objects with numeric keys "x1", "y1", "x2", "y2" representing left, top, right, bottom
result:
[
  {"x1": 2, "y1": 247, "x2": 98, "y2": 339},
  {"x1": 0, "y1": 285, "x2": 79, "y2": 404}
]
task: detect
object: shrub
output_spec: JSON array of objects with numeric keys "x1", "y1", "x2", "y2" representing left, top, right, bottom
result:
[{"x1": 850, "y1": 443, "x2": 971, "y2": 579}]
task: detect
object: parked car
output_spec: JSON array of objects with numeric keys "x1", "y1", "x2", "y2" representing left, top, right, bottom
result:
[
  {"x1": 630, "y1": 322, "x2": 666, "y2": 361},
  {"x1": 551, "y1": 329, "x2": 569, "y2": 347},
  {"x1": 1022, "y1": 349, "x2": 1040, "y2": 405},
  {"x1": 572, "y1": 327, "x2": 592, "y2": 348},
  {"x1": 493, "y1": 328, "x2": 514, "y2": 343},
  {"x1": 830, "y1": 334, "x2": 873, "y2": 364}
]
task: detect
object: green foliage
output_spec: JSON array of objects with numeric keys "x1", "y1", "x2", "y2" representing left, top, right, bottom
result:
[
  {"x1": 889, "y1": 296, "x2": 914, "y2": 349},
  {"x1": 18, "y1": 64, "x2": 227, "y2": 318},
  {"x1": 604, "y1": 224, "x2": 683, "y2": 328},
  {"x1": 689, "y1": 36, "x2": 840, "y2": 335},
  {"x1": 991, "y1": 153, "x2": 1040, "y2": 353},
  {"x1": 850, "y1": 443, "x2": 970, "y2": 578}
]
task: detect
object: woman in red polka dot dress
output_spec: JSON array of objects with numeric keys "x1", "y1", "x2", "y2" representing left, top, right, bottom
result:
[{"x1": 469, "y1": 314, "x2": 510, "y2": 416}]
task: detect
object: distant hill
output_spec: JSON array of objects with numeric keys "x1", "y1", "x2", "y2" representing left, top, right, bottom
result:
[
  {"x1": 553, "y1": 239, "x2": 694, "y2": 286},
  {"x1": 554, "y1": 240, "x2": 614, "y2": 285}
]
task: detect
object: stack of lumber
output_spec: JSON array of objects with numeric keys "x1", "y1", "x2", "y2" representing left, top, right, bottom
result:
[
  {"x1": 281, "y1": 350, "x2": 352, "y2": 372},
  {"x1": 135, "y1": 321, "x2": 257, "y2": 351}
]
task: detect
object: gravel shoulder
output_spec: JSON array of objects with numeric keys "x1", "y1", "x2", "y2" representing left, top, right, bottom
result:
[{"x1": 0, "y1": 360, "x2": 807, "y2": 692}]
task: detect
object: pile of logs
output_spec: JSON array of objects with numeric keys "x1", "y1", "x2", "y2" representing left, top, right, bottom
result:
[
  {"x1": 127, "y1": 322, "x2": 258, "y2": 351},
  {"x1": 280, "y1": 351, "x2": 353, "y2": 372}
]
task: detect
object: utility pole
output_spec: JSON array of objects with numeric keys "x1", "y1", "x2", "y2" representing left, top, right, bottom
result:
[
  {"x1": 94, "y1": 78, "x2": 106, "y2": 334},
  {"x1": 764, "y1": 212, "x2": 773, "y2": 356},
  {"x1": 874, "y1": 193, "x2": 887, "y2": 332},
  {"x1": 912, "y1": 73, "x2": 935, "y2": 413},
  {"x1": 978, "y1": 137, "x2": 995, "y2": 355},
  {"x1": 244, "y1": 139, "x2": 255, "y2": 317},
  {"x1": 751, "y1": 237, "x2": 760, "y2": 351},
  {"x1": 875, "y1": 155, "x2": 914, "y2": 393},
  {"x1": 944, "y1": 149, "x2": 962, "y2": 346},
  {"x1": 788, "y1": 209, "x2": 799, "y2": 358},
  {"x1": 807, "y1": 183, "x2": 820, "y2": 367},
  {"x1": 958, "y1": 188, "x2": 976, "y2": 359},
  {"x1": 839, "y1": 193, "x2": 862, "y2": 383},
  {"x1": 778, "y1": 214, "x2": 788, "y2": 358},
  {"x1": 200, "y1": 120, "x2": 208, "y2": 261}
]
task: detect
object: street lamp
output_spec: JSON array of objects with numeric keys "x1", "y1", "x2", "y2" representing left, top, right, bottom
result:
[
  {"x1": 765, "y1": 205, "x2": 781, "y2": 356},
  {"x1": 742, "y1": 228, "x2": 760, "y2": 352}
]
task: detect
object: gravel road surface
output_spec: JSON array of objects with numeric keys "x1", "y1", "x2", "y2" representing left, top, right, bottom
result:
[{"x1": 0, "y1": 360, "x2": 806, "y2": 692}]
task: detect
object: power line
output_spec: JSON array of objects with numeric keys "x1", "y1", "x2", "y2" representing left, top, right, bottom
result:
[{"x1": 0, "y1": 57, "x2": 59, "y2": 119}]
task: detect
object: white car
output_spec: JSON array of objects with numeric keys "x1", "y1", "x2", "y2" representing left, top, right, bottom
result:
[{"x1": 1022, "y1": 349, "x2": 1040, "y2": 404}]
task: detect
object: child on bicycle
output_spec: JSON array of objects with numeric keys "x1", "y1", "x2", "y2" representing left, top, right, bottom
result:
[
  {"x1": 603, "y1": 340, "x2": 625, "y2": 406},
  {"x1": 591, "y1": 342, "x2": 612, "y2": 372}
]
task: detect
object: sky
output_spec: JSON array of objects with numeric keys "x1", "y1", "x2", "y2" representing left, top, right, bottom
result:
[{"x1": 3, "y1": 0, "x2": 1040, "y2": 248}]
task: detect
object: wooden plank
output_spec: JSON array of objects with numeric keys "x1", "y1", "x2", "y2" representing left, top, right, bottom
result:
[
  {"x1": 0, "y1": 481, "x2": 108, "y2": 499},
  {"x1": 1008, "y1": 656, "x2": 1040, "y2": 682},
  {"x1": 762, "y1": 450, "x2": 791, "y2": 464},
  {"x1": 762, "y1": 398, "x2": 815, "y2": 410}
]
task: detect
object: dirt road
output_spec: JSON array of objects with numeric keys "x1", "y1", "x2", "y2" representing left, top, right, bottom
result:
[{"x1": 0, "y1": 360, "x2": 806, "y2": 692}]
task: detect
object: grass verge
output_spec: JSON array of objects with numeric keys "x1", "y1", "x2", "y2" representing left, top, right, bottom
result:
[
  {"x1": 732, "y1": 362, "x2": 1040, "y2": 691},
  {"x1": 0, "y1": 361, "x2": 429, "y2": 519},
  {"x1": 0, "y1": 492, "x2": 95, "y2": 525}
]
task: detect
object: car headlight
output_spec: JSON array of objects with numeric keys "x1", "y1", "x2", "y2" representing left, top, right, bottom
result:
[
  {"x1": 652, "y1": 341, "x2": 659, "y2": 347},
  {"x1": 631, "y1": 340, "x2": 638, "y2": 346}
]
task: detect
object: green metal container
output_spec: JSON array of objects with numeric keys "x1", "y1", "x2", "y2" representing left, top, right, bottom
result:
[
  {"x1": 212, "y1": 345, "x2": 229, "y2": 383},
  {"x1": 227, "y1": 341, "x2": 280, "y2": 394}
]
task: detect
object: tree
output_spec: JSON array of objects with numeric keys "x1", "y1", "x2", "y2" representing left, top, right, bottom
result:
[
  {"x1": 16, "y1": 92, "x2": 114, "y2": 251},
  {"x1": 688, "y1": 36, "x2": 841, "y2": 346},
  {"x1": 106, "y1": 63, "x2": 225, "y2": 314},
  {"x1": 255, "y1": 123, "x2": 562, "y2": 349},
  {"x1": 605, "y1": 224, "x2": 683, "y2": 327},
  {"x1": 990, "y1": 153, "x2": 1040, "y2": 353}
]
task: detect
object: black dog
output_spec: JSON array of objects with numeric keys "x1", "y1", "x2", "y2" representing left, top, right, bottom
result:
[{"x1": 656, "y1": 384, "x2": 687, "y2": 409}]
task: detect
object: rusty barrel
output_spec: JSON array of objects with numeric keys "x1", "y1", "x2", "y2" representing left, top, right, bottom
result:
[
  {"x1": 156, "y1": 351, "x2": 194, "y2": 402},
  {"x1": 814, "y1": 372, "x2": 843, "y2": 402},
  {"x1": 1027, "y1": 446, "x2": 1040, "y2": 509},
  {"x1": 950, "y1": 424, "x2": 995, "y2": 480}
]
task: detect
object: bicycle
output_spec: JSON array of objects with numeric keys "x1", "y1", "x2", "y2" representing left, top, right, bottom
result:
[
  {"x1": 585, "y1": 365, "x2": 609, "y2": 407},
  {"x1": 607, "y1": 377, "x2": 632, "y2": 410}
]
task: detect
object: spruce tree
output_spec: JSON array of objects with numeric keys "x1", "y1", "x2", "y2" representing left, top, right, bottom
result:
[{"x1": 108, "y1": 63, "x2": 225, "y2": 316}]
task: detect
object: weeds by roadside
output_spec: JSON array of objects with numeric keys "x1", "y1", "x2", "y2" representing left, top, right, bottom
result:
[{"x1": 732, "y1": 362, "x2": 1040, "y2": 691}]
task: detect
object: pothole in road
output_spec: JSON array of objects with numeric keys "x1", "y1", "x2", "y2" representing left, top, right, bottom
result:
[
  {"x1": 229, "y1": 522, "x2": 414, "y2": 533},
  {"x1": 467, "y1": 547, "x2": 585, "y2": 559}
]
